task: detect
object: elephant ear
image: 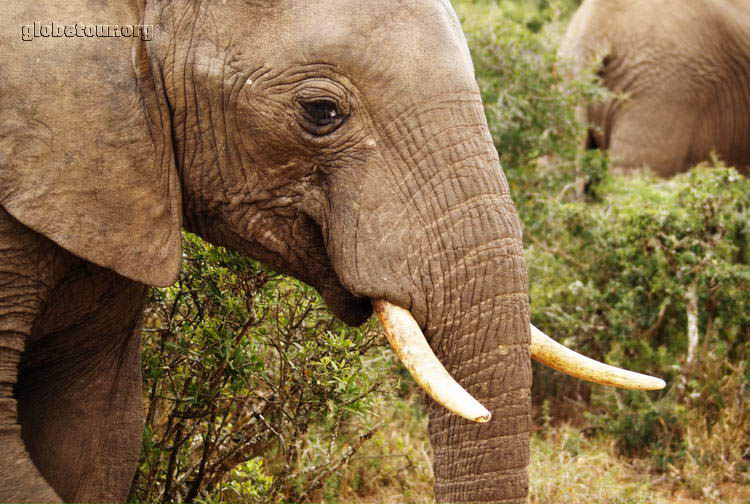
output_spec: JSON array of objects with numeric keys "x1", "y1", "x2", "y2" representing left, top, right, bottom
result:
[{"x1": 0, "y1": 8, "x2": 181, "y2": 287}]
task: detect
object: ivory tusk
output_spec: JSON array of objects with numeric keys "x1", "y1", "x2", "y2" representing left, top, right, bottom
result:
[
  {"x1": 372, "y1": 299, "x2": 491, "y2": 423},
  {"x1": 530, "y1": 324, "x2": 666, "y2": 390}
]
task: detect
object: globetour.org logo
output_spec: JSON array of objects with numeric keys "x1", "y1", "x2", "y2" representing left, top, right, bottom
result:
[{"x1": 21, "y1": 22, "x2": 153, "y2": 42}]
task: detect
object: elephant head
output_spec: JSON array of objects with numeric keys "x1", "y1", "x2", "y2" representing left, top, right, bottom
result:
[
  {"x1": 560, "y1": 0, "x2": 750, "y2": 177},
  {"x1": 1, "y1": 0, "x2": 663, "y2": 502}
]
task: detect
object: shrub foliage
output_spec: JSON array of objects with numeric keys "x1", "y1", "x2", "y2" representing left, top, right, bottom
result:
[{"x1": 129, "y1": 234, "x2": 388, "y2": 503}]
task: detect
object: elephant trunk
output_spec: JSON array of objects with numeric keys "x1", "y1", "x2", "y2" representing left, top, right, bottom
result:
[
  {"x1": 382, "y1": 98, "x2": 531, "y2": 503},
  {"x1": 322, "y1": 92, "x2": 532, "y2": 501},
  {"x1": 424, "y1": 215, "x2": 531, "y2": 504}
]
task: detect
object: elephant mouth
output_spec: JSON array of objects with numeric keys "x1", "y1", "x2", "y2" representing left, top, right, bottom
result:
[{"x1": 318, "y1": 282, "x2": 372, "y2": 326}]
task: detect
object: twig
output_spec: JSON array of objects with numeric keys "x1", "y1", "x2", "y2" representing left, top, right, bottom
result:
[
  {"x1": 296, "y1": 422, "x2": 383, "y2": 502},
  {"x1": 640, "y1": 301, "x2": 670, "y2": 340}
]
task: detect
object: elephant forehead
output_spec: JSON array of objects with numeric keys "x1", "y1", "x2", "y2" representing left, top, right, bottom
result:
[
  {"x1": 240, "y1": 0, "x2": 477, "y2": 100},
  {"x1": 308, "y1": 1, "x2": 472, "y2": 84}
]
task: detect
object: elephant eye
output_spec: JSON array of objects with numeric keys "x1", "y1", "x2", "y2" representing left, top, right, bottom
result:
[
  {"x1": 304, "y1": 100, "x2": 339, "y2": 124},
  {"x1": 298, "y1": 98, "x2": 347, "y2": 135}
]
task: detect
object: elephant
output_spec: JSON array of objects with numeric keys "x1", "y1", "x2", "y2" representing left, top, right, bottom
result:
[
  {"x1": 560, "y1": 0, "x2": 750, "y2": 177},
  {"x1": 0, "y1": 1, "x2": 663, "y2": 503}
]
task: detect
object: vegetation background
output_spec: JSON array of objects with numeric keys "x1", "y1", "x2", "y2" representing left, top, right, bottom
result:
[{"x1": 128, "y1": 1, "x2": 750, "y2": 502}]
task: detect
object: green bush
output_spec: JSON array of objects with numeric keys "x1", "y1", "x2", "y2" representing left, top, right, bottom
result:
[
  {"x1": 528, "y1": 164, "x2": 750, "y2": 488},
  {"x1": 130, "y1": 233, "x2": 390, "y2": 503},
  {"x1": 528, "y1": 165, "x2": 750, "y2": 370}
]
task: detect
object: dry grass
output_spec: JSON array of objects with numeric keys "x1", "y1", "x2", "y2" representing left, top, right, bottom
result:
[
  {"x1": 529, "y1": 425, "x2": 664, "y2": 504},
  {"x1": 307, "y1": 408, "x2": 676, "y2": 504},
  {"x1": 644, "y1": 355, "x2": 750, "y2": 503},
  {"x1": 299, "y1": 379, "x2": 750, "y2": 504},
  {"x1": 295, "y1": 350, "x2": 750, "y2": 504}
]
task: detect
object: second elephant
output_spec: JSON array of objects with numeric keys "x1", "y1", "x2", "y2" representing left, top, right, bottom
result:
[{"x1": 561, "y1": 0, "x2": 750, "y2": 177}]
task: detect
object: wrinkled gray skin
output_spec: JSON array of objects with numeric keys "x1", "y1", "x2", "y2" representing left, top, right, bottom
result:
[
  {"x1": 0, "y1": 1, "x2": 531, "y2": 503},
  {"x1": 561, "y1": 0, "x2": 750, "y2": 177}
]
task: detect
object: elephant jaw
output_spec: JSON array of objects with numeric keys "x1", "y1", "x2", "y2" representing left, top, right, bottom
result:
[{"x1": 374, "y1": 300, "x2": 665, "y2": 423}]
